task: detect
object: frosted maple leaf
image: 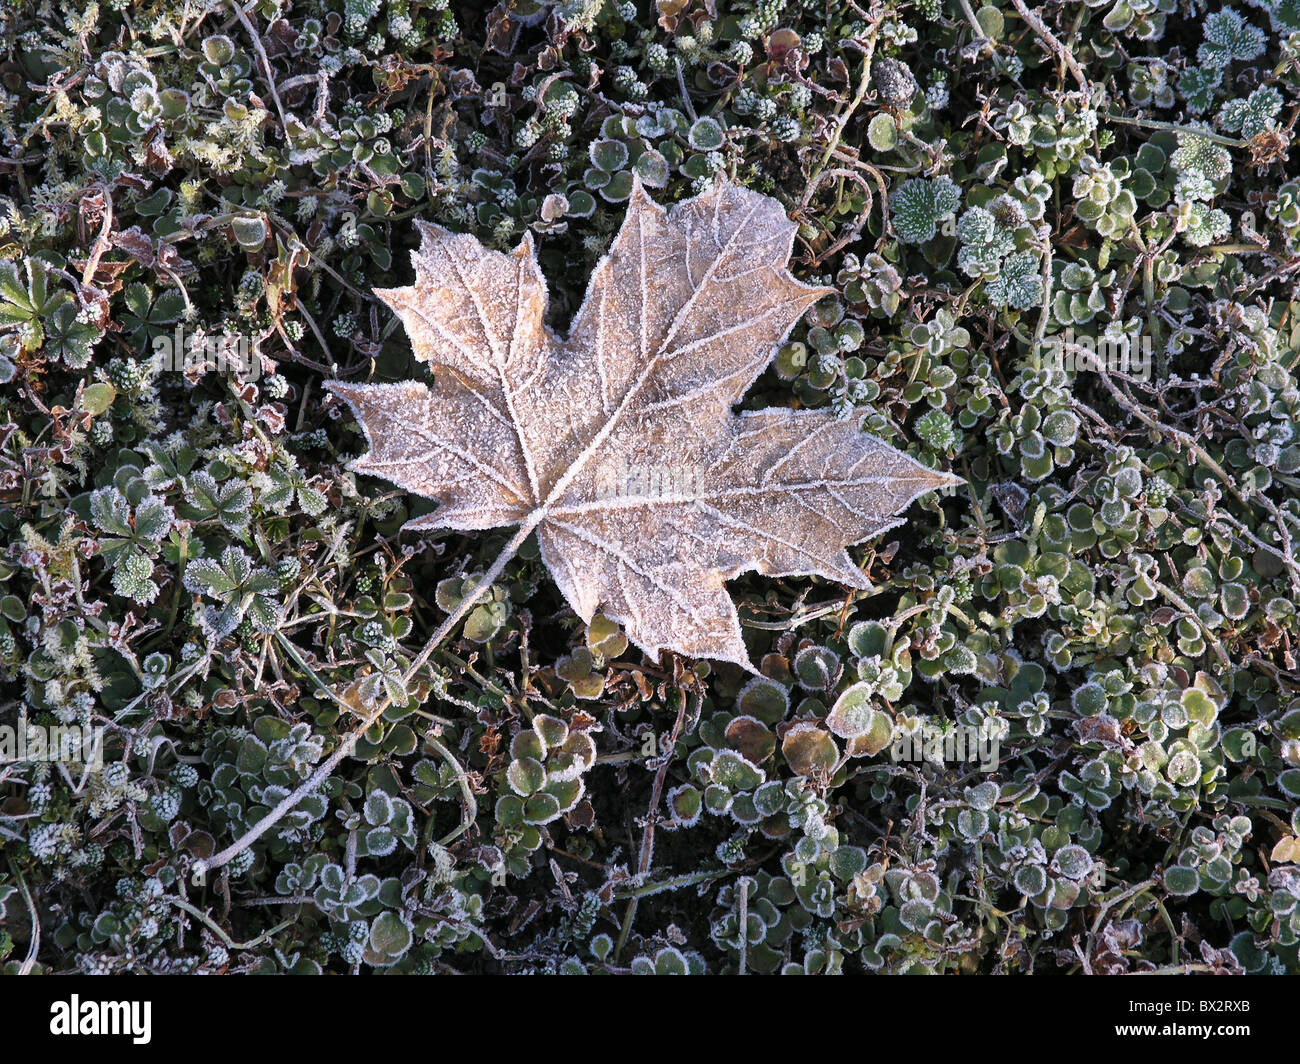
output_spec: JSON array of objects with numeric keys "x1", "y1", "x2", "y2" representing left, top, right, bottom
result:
[{"x1": 327, "y1": 176, "x2": 960, "y2": 668}]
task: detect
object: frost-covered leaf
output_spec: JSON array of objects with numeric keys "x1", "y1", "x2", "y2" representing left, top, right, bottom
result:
[
  {"x1": 889, "y1": 176, "x2": 961, "y2": 244},
  {"x1": 330, "y1": 176, "x2": 959, "y2": 667},
  {"x1": 1171, "y1": 132, "x2": 1232, "y2": 183},
  {"x1": 956, "y1": 206, "x2": 1016, "y2": 279},
  {"x1": 1197, "y1": 8, "x2": 1267, "y2": 67},
  {"x1": 1247, "y1": 0, "x2": 1300, "y2": 33},
  {"x1": 1218, "y1": 85, "x2": 1283, "y2": 139},
  {"x1": 89, "y1": 486, "x2": 134, "y2": 538},
  {"x1": 111, "y1": 550, "x2": 160, "y2": 605},
  {"x1": 1183, "y1": 202, "x2": 1231, "y2": 247},
  {"x1": 133, "y1": 495, "x2": 175, "y2": 541},
  {"x1": 184, "y1": 546, "x2": 253, "y2": 597},
  {"x1": 826, "y1": 681, "x2": 893, "y2": 754},
  {"x1": 45, "y1": 303, "x2": 100, "y2": 368},
  {"x1": 183, "y1": 545, "x2": 280, "y2": 636},
  {"x1": 986, "y1": 251, "x2": 1044, "y2": 310},
  {"x1": 181, "y1": 470, "x2": 253, "y2": 531}
]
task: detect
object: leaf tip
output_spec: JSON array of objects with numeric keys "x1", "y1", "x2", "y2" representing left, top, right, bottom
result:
[
  {"x1": 512, "y1": 229, "x2": 536, "y2": 258},
  {"x1": 372, "y1": 284, "x2": 406, "y2": 314},
  {"x1": 412, "y1": 218, "x2": 449, "y2": 248}
]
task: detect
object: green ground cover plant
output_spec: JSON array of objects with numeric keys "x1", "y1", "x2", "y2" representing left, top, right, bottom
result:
[{"x1": 1, "y1": 0, "x2": 1299, "y2": 975}]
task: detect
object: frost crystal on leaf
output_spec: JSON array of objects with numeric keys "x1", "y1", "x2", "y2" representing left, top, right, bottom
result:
[
  {"x1": 1183, "y1": 202, "x2": 1232, "y2": 247},
  {"x1": 1197, "y1": 8, "x2": 1268, "y2": 67},
  {"x1": 1171, "y1": 131, "x2": 1233, "y2": 183},
  {"x1": 986, "y1": 251, "x2": 1044, "y2": 311},
  {"x1": 329, "y1": 176, "x2": 960, "y2": 667},
  {"x1": 956, "y1": 207, "x2": 1016, "y2": 280},
  {"x1": 1218, "y1": 85, "x2": 1283, "y2": 139},
  {"x1": 889, "y1": 176, "x2": 961, "y2": 244},
  {"x1": 1247, "y1": 0, "x2": 1300, "y2": 33}
]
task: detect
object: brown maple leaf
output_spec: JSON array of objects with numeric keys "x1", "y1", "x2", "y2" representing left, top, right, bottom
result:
[{"x1": 327, "y1": 176, "x2": 960, "y2": 668}]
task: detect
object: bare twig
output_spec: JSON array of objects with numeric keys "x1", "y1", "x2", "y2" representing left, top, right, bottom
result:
[
  {"x1": 229, "y1": 0, "x2": 288, "y2": 132},
  {"x1": 737, "y1": 877, "x2": 749, "y2": 975},
  {"x1": 803, "y1": 8, "x2": 882, "y2": 208},
  {"x1": 1009, "y1": 0, "x2": 1090, "y2": 94},
  {"x1": 9, "y1": 861, "x2": 40, "y2": 975},
  {"x1": 614, "y1": 688, "x2": 695, "y2": 962},
  {"x1": 168, "y1": 897, "x2": 298, "y2": 951}
]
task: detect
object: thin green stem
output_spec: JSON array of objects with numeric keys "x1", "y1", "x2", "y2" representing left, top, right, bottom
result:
[{"x1": 168, "y1": 896, "x2": 298, "y2": 951}]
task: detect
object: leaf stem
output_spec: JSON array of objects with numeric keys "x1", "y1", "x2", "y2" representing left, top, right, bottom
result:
[
  {"x1": 424, "y1": 730, "x2": 478, "y2": 846},
  {"x1": 167, "y1": 896, "x2": 298, "y2": 951},
  {"x1": 8, "y1": 859, "x2": 40, "y2": 975},
  {"x1": 193, "y1": 518, "x2": 538, "y2": 880},
  {"x1": 1105, "y1": 114, "x2": 1247, "y2": 148},
  {"x1": 1008, "y1": 0, "x2": 1090, "y2": 94}
]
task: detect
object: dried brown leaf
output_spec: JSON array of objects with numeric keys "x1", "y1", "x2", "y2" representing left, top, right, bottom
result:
[{"x1": 328, "y1": 176, "x2": 960, "y2": 667}]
